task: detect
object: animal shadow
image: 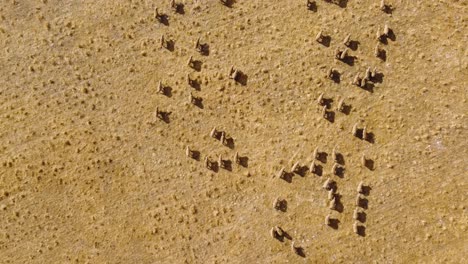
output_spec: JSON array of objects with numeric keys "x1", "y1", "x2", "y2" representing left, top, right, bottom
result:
[
  {"x1": 325, "y1": 111, "x2": 335, "y2": 123},
  {"x1": 220, "y1": 159, "x2": 232, "y2": 171},
  {"x1": 190, "y1": 60, "x2": 203, "y2": 72},
  {"x1": 207, "y1": 160, "x2": 219, "y2": 173},
  {"x1": 220, "y1": 0, "x2": 235, "y2": 8},
  {"x1": 371, "y1": 72, "x2": 384, "y2": 83},
  {"x1": 277, "y1": 199, "x2": 288, "y2": 212},
  {"x1": 362, "y1": 82, "x2": 374, "y2": 93},
  {"x1": 348, "y1": 40, "x2": 360, "y2": 51},
  {"x1": 157, "y1": 111, "x2": 172, "y2": 123},
  {"x1": 362, "y1": 185, "x2": 372, "y2": 196},
  {"x1": 341, "y1": 55, "x2": 356, "y2": 66},
  {"x1": 333, "y1": 194, "x2": 344, "y2": 213},
  {"x1": 156, "y1": 14, "x2": 169, "y2": 26},
  {"x1": 295, "y1": 165, "x2": 309, "y2": 177},
  {"x1": 199, "y1": 44, "x2": 210, "y2": 56},
  {"x1": 377, "y1": 49, "x2": 387, "y2": 61},
  {"x1": 340, "y1": 103, "x2": 352, "y2": 115},
  {"x1": 307, "y1": 1, "x2": 317, "y2": 12},
  {"x1": 335, "y1": 166, "x2": 345, "y2": 178},
  {"x1": 357, "y1": 197, "x2": 368, "y2": 209},
  {"x1": 363, "y1": 158, "x2": 375, "y2": 171},
  {"x1": 387, "y1": 29, "x2": 396, "y2": 41},
  {"x1": 174, "y1": 3, "x2": 185, "y2": 14},
  {"x1": 280, "y1": 172, "x2": 294, "y2": 183},
  {"x1": 382, "y1": 4, "x2": 395, "y2": 14},
  {"x1": 357, "y1": 225, "x2": 366, "y2": 237},
  {"x1": 192, "y1": 96, "x2": 204, "y2": 109},
  {"x1": 318, "y1": 35, "x2": 331, "y2": 47},
  {"x1": 190, "y1": 150, "x2": 200, "y2": 161},
  {"x1": 330, "y1": 70, "x2": 341, "y2": 83},
  {"x1": 161, "y1": 86, "x2": 173, "y2": 97},
  {"x1": 357, "y1": 212, "x2": 367, "y2": 223},
  {"x1": 337, "y1": 0, "x2": 348, "y2": 8},
  {"x1": 322, "y1": 98, "x2": 334, "y2": 109},
  {"x1": 163, "y1": 39, "x2": 175, "y2": 52},
  {"x1": 329, "y1": 218, "x2": 340, "y2": 230},
  {"x1": 188, "y1": 78, "x2": 201, "y2": 90},
  {"x1": 311, "y1": 163, "x2": 323, "y2": 176},
  {"x1": 223, "y1": 137, "x2": 235, "y2": 149},
  {"x1": 364, "y1": 132, "x2": 375, "y2": 144},
  {"x1": 295, "y1": 246, "x2": 306, "y2": 258},
  {"x1": 234, "y1": 71, "x2": 248, "y2": 86},
  {"x1": 317, "y1": 152, "x2": 327, "y2": 163},
  {"x1": 238, "y1": 156, "x2": 248, "y2": 168},
  {"x1": 335, "y1": 153, "x2": 345, "y2": 165}
]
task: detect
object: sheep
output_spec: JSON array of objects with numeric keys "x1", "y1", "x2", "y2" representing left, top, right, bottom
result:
[
  {"x1": 353, "y1": 222, "x2": 360, "y2": 234},
  {"x1": 325, "y1": 214, "x2": 331, "y2": 226},
  {"x1": 353, "y1": 207, "x2": 359, "y2": 220},
  {"x1": 160, "y1": 35, "x2": 166, "y2": 48},
  {"x1": 228, "y1": 65, "x2": 240, "y2": 80},
  {"x1": 307, "y1": 0, "x2": 316, "y2": 10},
  {"x1": 317, "y1": 93, "x2": 324, "y2": 105},
  {"x1": 355, "y1": 194, "x2": 361, "y2": 206},
  {"x1": 187, "y1": 56, "x2": 194, "y2": 67},
  {"x1": 339, "y1": 48, "x2": 348, "y2": 60},
  {"x1": 361, "y1": 154, "x2": 366, "y2": 167},
  {"x1": 315, "y1": 31, "x2": 324, "y2": 43},
  {"x1": 384, "y1": 24, "x2": 390, "y2": 36},
  {"x1": 327, "y1": 67, "x2": 335, "y2": 79},
  {"x1": 270, "y1": 226, "x2": 284, "y2": 240},
  {"x1": 157, "y1": 80, "x2": 164, "y2": 94},
  {"x1": 343, "y1": 33, "x2": 351, "y2": 46},
  {"x1": 313, "y1": 146, "x2": 319, "y2": 160},
  {"x1": 323, "y1": 178, "x2": 333, "y2": 190},
  {"x1": 218, "y1": 154, "x2": 224, "y2": 169},
  {"x1": 371, "y1": 67, "x2": 378, "y2": 78},
  {"x1": 210, "y1": 127, "x2": 218, "y2": 139},
  {"x1": 277, "y1": 167, "x2": 286, "y2": 179},
  {"x1": 220, "y1": 131, "x2": 226, "y2": 146},
  {"x1": 322, "y1": 105, "x2": 327, "y2": 118},
  {"x1": 334, "y1": 47, "x2": 342, "y2": 59},
  {"x1": 357, "y1": 181, "x2": 364, "y2": 193},
  {"x1": 329, "y1": 197, "x2": 336, "y2": 210},
  {"x1": 352, "y1": 123, "x2": 358, "y2": 137},
  {"x1": 233, "y1": 152, "x2": 240, "y2": 164},
  {"x1": 204, "y1": 156, "x2": 212, "y2": 170},
  {"x1": 291, "y1": 241, "x2": 301, "y2": 255},
  {"x1": 352, "y1": 73, "x2": 362, "y2": 87},
  {"x1": 309, "y1": 160, "x2": 316, "y2": 174},
  {"x1": 331, "y1": 146, "x2": 338, "y2": 163},
  {"x1": 380, "y1": 0, "x2": 386, "y2": 11},
  {"x1": 328, "y1": 189, "x2": 335, "y2": 200},
  {"x1": 374, "y1": 44, "x2": 381, "y2": 57},
  {"x1": 364, "y1": 67, "x2": 372, "y2": 81},
  {"x1": 185, "y1": 146, "x2": 192, "y2": 158},
  {"x1": 336, "y1": 98, "x2": 345, "y2": 112},
  {"x1": 331, "y1": 163, "x2": 339, "y2": 175},
  {"x1": 291, "y1": 161, "x2": 300, "y2": 174},
  {"x1": 155, "y1": 107, "x2": 166, "y2": 120}
]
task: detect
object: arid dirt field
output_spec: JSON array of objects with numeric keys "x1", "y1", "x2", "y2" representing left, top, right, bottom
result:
[{"x1": 0, "y1": 0, "x2": 467, "y2": 263}]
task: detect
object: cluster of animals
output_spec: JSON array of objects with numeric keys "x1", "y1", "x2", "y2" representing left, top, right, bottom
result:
[
  {"x1": 152, "y1": 0, "x2": 395, "y2": 258},
  {"x1": 267, "y1": 0, "x2": 395, "y2": 257}
]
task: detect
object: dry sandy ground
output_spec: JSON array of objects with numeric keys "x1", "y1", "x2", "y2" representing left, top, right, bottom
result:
[{"x1": 0, "y1": 0, "x2": 467, "y2": 263}]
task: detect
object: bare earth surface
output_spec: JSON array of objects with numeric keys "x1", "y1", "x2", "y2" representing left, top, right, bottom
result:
[{"x1": 0, "y1": 0, "x2": 467, "y2": 263}]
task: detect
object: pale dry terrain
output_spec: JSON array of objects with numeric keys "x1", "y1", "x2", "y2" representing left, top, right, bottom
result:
[{"x1": 0, "y1": 0, "x2": 467, "y2": 263}]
